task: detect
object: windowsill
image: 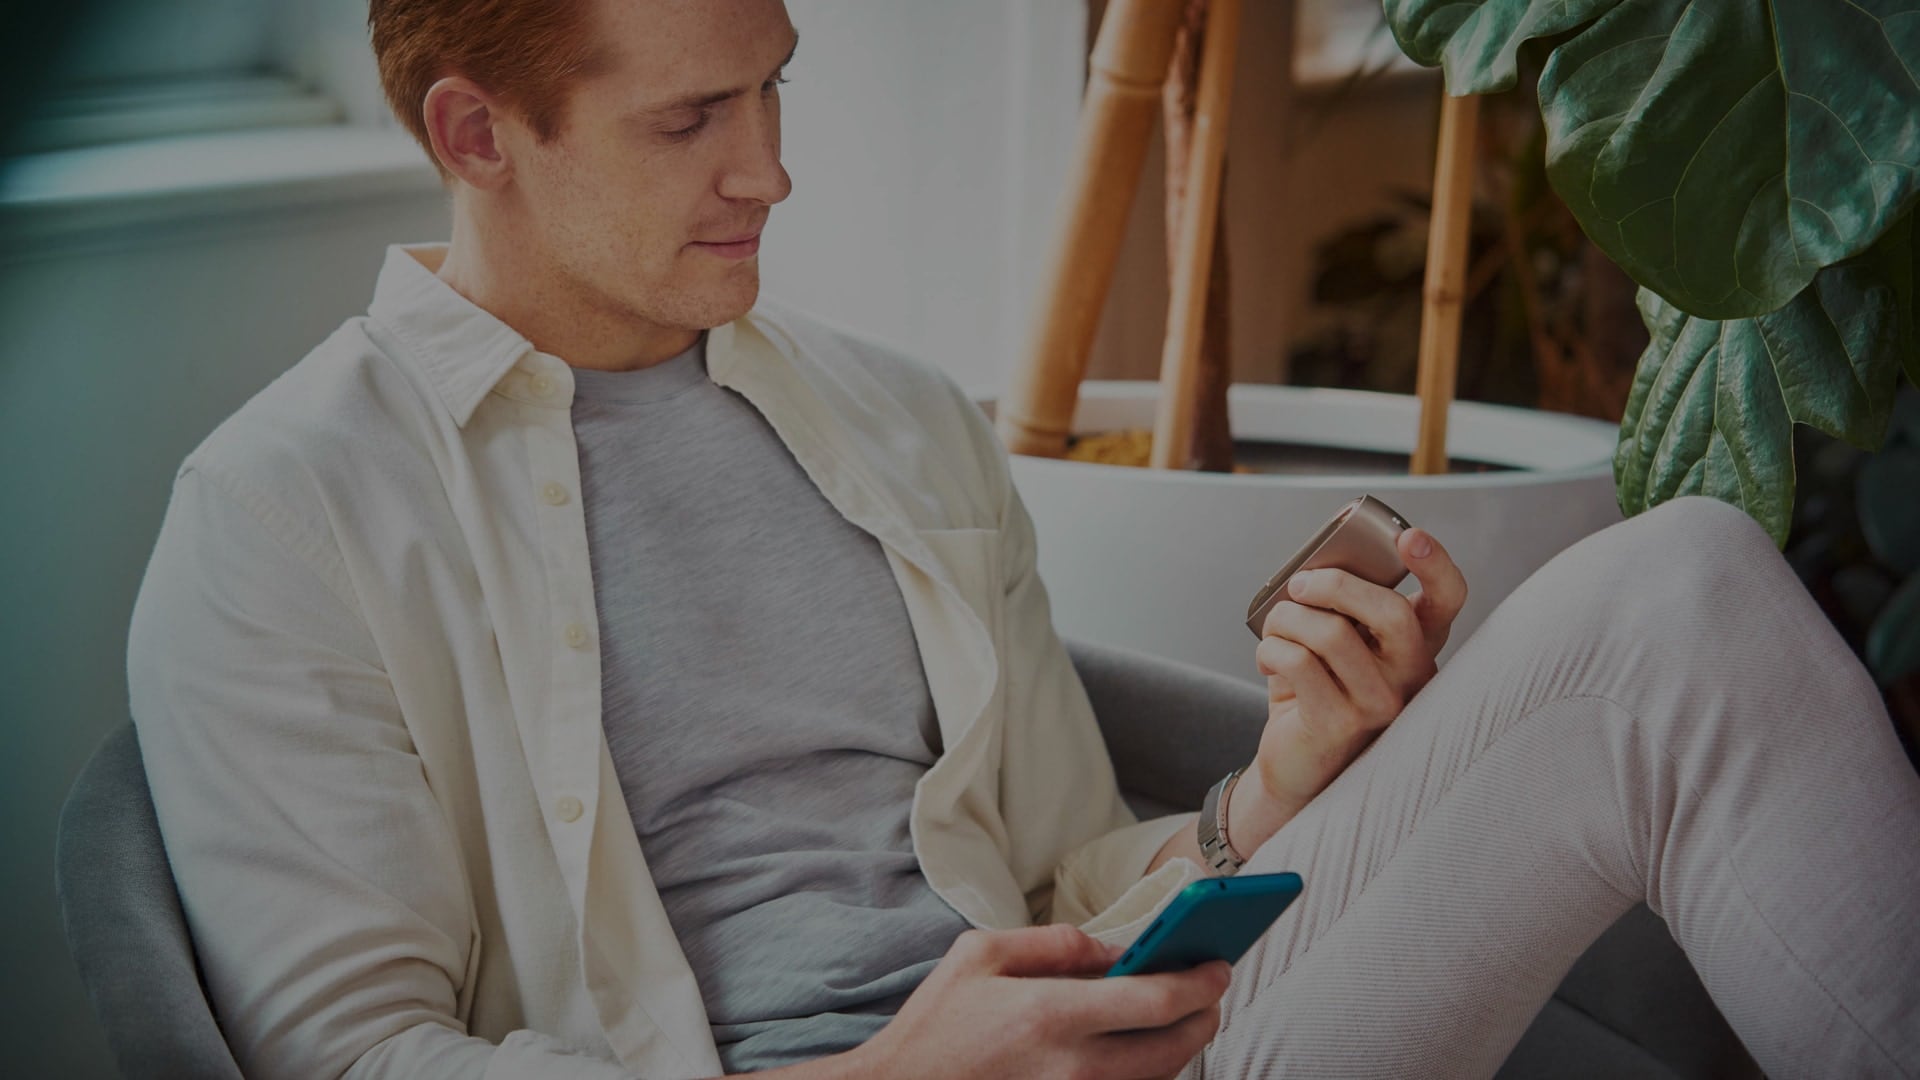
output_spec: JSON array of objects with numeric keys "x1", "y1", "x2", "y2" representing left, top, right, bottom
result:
[{"x1": 0, "y1": 125, "x2": 444, "y2": 251}]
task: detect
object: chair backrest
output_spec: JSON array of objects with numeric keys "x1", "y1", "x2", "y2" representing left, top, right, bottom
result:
[
  {"x1": 55, "y1": 724, "x2": 242, "y2": 1080},
  {"x1": 54, "y1": 639, "x2": 1264, "y2": 1077}
]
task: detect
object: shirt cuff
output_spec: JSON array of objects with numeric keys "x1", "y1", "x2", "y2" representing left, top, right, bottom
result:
[{"x1": 1050, "y1": 813, "x2": 1206, "y2": 945}]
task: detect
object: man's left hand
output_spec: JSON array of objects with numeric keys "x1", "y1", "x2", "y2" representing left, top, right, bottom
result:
[{"x1": 1236, "y1": 527, "x2": 1470, "y2": 843}]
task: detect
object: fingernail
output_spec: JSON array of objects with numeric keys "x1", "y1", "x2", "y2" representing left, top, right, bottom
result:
[
  {"x1": 1409, "y1": 532, "x2": 1433, "y2": 559},
  {"x1": 1289, "y1": 572, "x2": 1315, "y2": 597}
]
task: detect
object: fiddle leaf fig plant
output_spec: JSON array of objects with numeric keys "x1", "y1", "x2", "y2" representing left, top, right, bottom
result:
[
  {"x1": 1615, "y1": 215, "x2": 1916, "y2": 542},
  {"x1": 1382, "y1": 0, "x2": 1920, "y2": 545}
]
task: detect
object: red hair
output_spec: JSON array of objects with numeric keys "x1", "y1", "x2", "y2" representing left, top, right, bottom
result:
[{"x1": 368, "y1": 0, "x2": 606, "y2": 172}]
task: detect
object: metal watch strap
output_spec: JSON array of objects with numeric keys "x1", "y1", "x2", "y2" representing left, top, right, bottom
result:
[{"x1": 1197, "y1": 767, "x2": 1247, "y2": 876}]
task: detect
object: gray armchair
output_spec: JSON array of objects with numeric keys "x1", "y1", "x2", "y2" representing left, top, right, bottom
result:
[{"x1": 58, "y1": 637, "x2": 1757, "y2": 1078}]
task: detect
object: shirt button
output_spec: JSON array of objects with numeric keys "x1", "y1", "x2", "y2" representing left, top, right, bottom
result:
[
  {"x1": 554, "y1": 795, "x2": 584, "y2": 823},
  {"x1": 529, "y1": 373, "x2": 556, "y2": 398},
  {"x1": 541, "y1": 481, "x2": 570, "y2": 506},
  {"x1": 564, "y1": 622, "x2": 591, "y2": 650}
]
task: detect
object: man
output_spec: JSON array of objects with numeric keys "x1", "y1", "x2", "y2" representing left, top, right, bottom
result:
[{"x1": 128, "y1": 0, "x2": 1920, "y2": 1077}]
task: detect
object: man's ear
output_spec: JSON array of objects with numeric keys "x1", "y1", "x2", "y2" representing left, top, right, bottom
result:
[{"x1": 422, "y1": 76, "x2": 512, "y2": 189}]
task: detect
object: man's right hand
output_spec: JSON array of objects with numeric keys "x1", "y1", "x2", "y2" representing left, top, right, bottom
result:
[{"x1": 848, "y1": 923, "x2": 1228, "y2": 1080}]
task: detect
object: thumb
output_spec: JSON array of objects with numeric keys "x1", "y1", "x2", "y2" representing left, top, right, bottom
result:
[
  {"x1": 1399, "y1": 527, "x2": 1466, "y2": 649},
  {"x1": 985, "y1": 923, "x2": 1122, "y2": 978}
]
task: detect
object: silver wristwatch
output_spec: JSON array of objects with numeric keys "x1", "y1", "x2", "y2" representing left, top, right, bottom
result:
[{"x1": 1196, "y1": 767, "x2": 1247, "y2": 876}]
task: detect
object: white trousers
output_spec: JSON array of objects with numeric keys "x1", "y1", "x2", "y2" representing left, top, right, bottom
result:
[{"x1": 1182, "y1": 495, "x2": 1920, "y2": 1079}]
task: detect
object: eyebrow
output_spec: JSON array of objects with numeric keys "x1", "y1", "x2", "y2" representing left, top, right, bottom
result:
[{"x1": 644, "y1": 33, "x2": 799, "y2": 116}]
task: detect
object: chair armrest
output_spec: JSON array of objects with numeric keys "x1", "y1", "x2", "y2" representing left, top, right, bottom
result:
[
  {"x1": 57, "y1": 724, "x2": 243, "y2": 1080},
  {"x1": 1064, "y1": 636, "x2": 1269, "y2": 816}
]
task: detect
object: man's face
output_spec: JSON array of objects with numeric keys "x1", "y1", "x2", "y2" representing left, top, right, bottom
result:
[{"x1": 497, "y1": 0, "x2": 796, "y2": 334}]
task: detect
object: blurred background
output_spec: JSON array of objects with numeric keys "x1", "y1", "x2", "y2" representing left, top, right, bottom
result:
[{"x1": 2, "y1": 2, "x2": 1911, "y2": 1075}]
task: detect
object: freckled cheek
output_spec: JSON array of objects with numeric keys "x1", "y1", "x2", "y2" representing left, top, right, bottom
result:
[
  {"x1": 621, "y1": 219, "x2": 693, "y2": 284},
  {"x1": 571, "y1": 184, "x2": 665, "y2": 261}
]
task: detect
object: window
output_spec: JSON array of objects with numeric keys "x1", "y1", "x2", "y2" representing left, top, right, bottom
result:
[{"x1": 12, "y1": 0, "x2": 339, "y2": 154}]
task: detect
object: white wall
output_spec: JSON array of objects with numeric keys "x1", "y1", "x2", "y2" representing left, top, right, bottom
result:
[
  {"x1": 0, "y1": 177, "x2": 451, "y2": 1078},
  {"x1": 761, "y1": 0, "x2": 1085, "y2": 396}
]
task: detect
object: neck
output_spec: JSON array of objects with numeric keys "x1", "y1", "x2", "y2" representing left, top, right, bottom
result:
[{"x1": 434, "y1": 200, "x2": 700, "y2": 372}]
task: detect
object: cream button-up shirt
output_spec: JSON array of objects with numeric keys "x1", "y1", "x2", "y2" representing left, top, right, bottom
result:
[{"x1": 128, "y1": 244, "x2": 1205, "y2": 1080}]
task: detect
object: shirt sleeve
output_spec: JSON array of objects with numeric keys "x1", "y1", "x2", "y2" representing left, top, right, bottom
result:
[
  {"x1": 128, "y1": 467, "x2": 640, "y2": 1080},
  {"x1": 954, "y1": 394, "x2": 1207, "y2": 947}
]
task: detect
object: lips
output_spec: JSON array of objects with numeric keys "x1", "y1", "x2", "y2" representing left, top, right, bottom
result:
[{"x1": 690, "y1": 230, "x2": 763, "y2": 258}]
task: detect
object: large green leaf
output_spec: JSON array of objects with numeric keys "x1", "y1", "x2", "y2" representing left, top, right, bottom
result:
[
  {"x1": 1761, "y1": 214, "x2": 1915, "y2": 448},
  {"x1": 1613, "y1": 289, "x2": 1796, "y2": 544},
  {"x1": 1383, "y1": 0, "x2": 1920, "y2": 320},
  {"x1": 1614, "y1": 219, "x2": 1916, "y2": 545}
]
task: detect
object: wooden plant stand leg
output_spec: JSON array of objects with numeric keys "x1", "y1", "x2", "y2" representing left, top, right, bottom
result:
[
  {"x1": 997, "y1": 0, "x2": 1187, "y2": 459},
  {"x1": 1149, "y1": 0, "x2": 1241, "y2": 470},
  {"x1": 1410, "y1": 91, "x2": 1480, "y2": 476},
  {"x1": 1161, "y1": 0, "x2": 1236, "y2": 473}
]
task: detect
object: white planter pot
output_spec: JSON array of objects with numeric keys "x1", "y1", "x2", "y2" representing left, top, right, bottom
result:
[{"x1": 980, "y1": 381, "x2": 1625, "y2": 684}]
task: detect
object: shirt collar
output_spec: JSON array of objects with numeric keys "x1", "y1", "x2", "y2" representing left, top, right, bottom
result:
[
  {"x1": 367, "y1": 243, "x2": 537, "y2": 428},
  {"x1": 368, "y1": 242, "x2": 755, "y2": 429}
]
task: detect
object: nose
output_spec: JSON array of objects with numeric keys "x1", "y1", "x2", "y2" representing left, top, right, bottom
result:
[{"x1": 719, "y1": 92, "x2": 792, "y2": 206}]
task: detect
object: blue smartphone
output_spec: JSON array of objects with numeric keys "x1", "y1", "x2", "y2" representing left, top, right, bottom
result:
[{"x1": 1105, "y1": 872, "x2": 1304, "y2": 977}]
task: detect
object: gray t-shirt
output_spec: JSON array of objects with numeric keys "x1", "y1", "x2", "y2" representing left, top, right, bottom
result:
[{"x1": 570, "y1": 335, "x2": 973, "y2": 1073}]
